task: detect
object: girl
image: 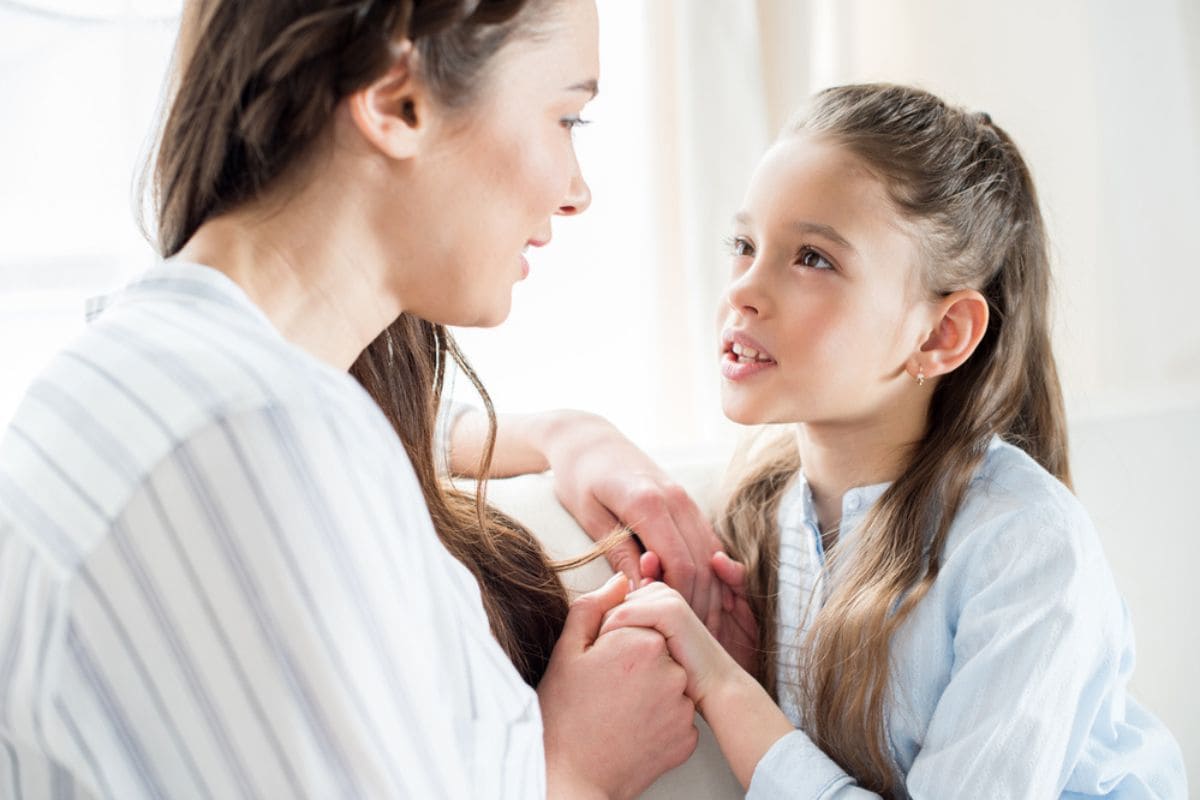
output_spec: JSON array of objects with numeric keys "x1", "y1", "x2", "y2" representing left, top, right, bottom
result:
[
  {"x1": 0, "y1": 1, "x2": 702, "y2": 797},
  {"x1": 602, "y1": 84, "x2": 1187, "y2": 798}
]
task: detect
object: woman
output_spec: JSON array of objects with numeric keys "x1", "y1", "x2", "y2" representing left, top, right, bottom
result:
[{"x1": 0, "y1": 1, "x2": 704, "y2": 797}]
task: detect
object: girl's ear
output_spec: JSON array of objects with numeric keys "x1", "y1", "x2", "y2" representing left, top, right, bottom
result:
[
  {"x1": 346, "y1": 41, "x2": 429, "y2": 159},
  {"x1": 914, "y1": 289, "x2": 989, "y2": 380}
]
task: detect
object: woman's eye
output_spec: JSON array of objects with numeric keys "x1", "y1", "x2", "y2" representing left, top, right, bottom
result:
[
  {"x1": 561, "y1": 116, "x2": 592, "y2": 134},
  {"x1": 798, "y1": 247, "x2": 833, "y2": 270}
]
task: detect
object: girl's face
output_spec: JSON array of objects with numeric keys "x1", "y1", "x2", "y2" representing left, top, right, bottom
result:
[
  {"x1": 719, "y1": 135, "x2": 935, "y2": 427},
  {"x1": 401, "y1": 0, "x2": 599, "y2": 328}
]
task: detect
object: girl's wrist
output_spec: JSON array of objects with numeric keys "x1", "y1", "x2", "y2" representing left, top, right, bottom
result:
[
  {"x1": 697, "y1": 667, "x2": 794, "y2": 789},
  {"x1": 696, "y1": 659, "x2": 757, "y2": 719}
]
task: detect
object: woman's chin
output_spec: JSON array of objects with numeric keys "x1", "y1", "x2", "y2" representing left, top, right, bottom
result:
[{"x1": 435, "y1": 295, "x2": 513, "y2": 329}]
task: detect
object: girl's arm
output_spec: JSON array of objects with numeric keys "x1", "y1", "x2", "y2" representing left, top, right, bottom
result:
[{"x1": 601, "y1": 581, "x2": 889, "y2": 798}]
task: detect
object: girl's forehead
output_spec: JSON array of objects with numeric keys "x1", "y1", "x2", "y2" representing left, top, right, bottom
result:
[
  {"x1": 744, "y1": 136, "x2": 896, "y2": 232},
  {"x1": 743, "y1": 135, "x2": 927, "y2": 292}
]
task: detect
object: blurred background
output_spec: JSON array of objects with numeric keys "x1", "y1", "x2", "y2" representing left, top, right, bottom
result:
[{"x1": 1, "y1": 0, "x2": 1196, "y2": 784}]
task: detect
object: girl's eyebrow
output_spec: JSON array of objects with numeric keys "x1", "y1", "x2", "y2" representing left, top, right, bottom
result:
[{"x1": 733, "y1": 211, "x2": 856, "y2": 253}]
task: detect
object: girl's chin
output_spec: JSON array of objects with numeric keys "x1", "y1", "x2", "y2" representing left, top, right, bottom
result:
[{"x1": 720, "y1": 398, "x2": 770, "y2": 426}]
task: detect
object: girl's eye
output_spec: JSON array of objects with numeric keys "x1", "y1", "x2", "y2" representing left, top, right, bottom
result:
[
  {"x1": 726, "y1": 236, "x2": 755, "y2": 257},
  {"x1": 798, "y1": 247, "x2": 833, "y2": 270}
]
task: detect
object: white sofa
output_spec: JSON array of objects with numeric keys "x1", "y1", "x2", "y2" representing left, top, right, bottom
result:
[{"x1": 483, "y1": 402, "x2": 1199, "y2": 797}]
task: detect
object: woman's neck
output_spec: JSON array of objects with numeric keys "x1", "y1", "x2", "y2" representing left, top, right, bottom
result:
[
  {"x1": 794, "y1": 409, "x2": 926, "y2": 536},
  {"x1": 174, "y1": 165, "x2": 405, "y2": 372}
]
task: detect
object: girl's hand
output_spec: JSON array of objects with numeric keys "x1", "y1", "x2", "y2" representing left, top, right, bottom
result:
[
  {"x1": 538, "y1": 574, "x2": 698, "y2": 800},
  {"x1": 597, "y1": 581, "x2": 740, "y2": 712},
  {"x1": 639, "y1": 551, "x2": 760, "y2": 678},
  {"x1": 597, "y1": 579, "x2": 794, "y2": 793},
  {"x1": 710, "y1": 551, "x2": 760, "y2": 676},
  {"x1": 537, "y1": 411, "x2": 725, "y2": 630}
]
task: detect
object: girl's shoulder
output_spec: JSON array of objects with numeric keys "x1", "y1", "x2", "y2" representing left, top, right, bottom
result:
[{"x1": 941, "y1": 438, "x2": 1114, "y2": 599}]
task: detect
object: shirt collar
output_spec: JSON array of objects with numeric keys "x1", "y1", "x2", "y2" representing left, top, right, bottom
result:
[
  {"x1": 85, "y1": 260, "x2": 275, "y2": 333},
  {"x1": 790, "y1": 471, "x2": 891, "y2": 544}
]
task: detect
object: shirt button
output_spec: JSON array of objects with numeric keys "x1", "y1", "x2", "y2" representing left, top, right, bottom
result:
[{"x1": 846, "y1": 495, "x2": 861, "y2": 512}]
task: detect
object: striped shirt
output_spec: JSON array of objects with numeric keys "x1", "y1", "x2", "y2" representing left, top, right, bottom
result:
[
  {"x1": 756, "y1": 439, "x2": 1186, "y2": 798},
  {"x1": 0, "y1": 261, "x2": 544, "y2": 799}
]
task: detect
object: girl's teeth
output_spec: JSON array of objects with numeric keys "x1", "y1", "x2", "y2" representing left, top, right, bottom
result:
[{"x1": 730, "y1": 341, "x2": 771, "y2": 363}]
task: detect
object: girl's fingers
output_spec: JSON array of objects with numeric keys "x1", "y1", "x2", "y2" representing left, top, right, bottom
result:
[
  {"x1": 598, "y1": 597, "x2": 668, "y2": 639},
  {"x1": 639, "y1": 550, "x2": 662, "y2": 582},
  {"x1": 711, "y1": 550, "x2": 748, "y2": 591}
]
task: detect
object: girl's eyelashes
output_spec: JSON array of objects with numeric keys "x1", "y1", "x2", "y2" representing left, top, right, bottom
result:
[
  {"x1": 797, "y1": 246, "x2": 834, "y2": 271},
  {"x1": 724, "y1": 235, "x2": 755, "y2": 257}
]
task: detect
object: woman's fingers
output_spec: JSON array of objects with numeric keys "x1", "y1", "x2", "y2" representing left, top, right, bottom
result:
[{"x1": 559, "y1": 573, "x2": 631, "y2": 651}]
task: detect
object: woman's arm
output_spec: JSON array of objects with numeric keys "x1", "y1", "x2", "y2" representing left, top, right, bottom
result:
[{"x1": 448, "y1": 406, "x2": 726, "y2": 627}]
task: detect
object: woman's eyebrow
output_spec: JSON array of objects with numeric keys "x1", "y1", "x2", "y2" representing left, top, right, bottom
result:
[
  {"x1": 732, "y1": 211, "x2": 856, "y2": 253},
  {"x1": 567, "y1": 79, "x2": 599, "y2": 99}
]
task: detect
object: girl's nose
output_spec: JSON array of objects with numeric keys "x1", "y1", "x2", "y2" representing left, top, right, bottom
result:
[{"x1": 726, "y1": 270, "x2": 764, "y2": 317}]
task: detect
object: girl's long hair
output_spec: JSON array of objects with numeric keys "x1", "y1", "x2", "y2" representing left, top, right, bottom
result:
[
  {"x1": 717, "y1": 84, "x2": 1070, "y2": 795},
  {"x1": 149, "y1": 0, "x2": 601, "y2": 685}
]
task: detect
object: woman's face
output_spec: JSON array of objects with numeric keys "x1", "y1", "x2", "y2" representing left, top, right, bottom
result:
[
  {"x1": 400, "y1": 0, "x2": 599, "y2": 328},
  {"x1": 717, "y1": 134, "x2": 935, "y2": 427}
]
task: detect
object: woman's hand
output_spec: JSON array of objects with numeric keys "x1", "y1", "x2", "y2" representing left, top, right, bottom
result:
[
  {"x1": 597, "y1": 580, "x2": 741, "y2": 711},
  {"x1": 535, "y1": 411, "x2": 726, "y2": 631},
  {"x1": 538, "y1": 574, "x2": 698, "y2": 800},
  {"x1": 597, "y1": 577, "x2": 793, "y2": 792}
]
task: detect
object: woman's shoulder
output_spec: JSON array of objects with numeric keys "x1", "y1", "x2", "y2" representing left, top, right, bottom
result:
[
  {"x1": 1, "y1": 273, "x2": 401, "y2": 560},
  {"x1": 78, "y1": 264, "x2": 384, "y2": 443}
]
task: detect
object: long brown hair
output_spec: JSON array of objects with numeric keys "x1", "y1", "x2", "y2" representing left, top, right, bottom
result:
[
  {"x1": 717, "y1": 84, "x2": 1070, "y2": 795},
  {"x1": 149, "y1": 0, "x2": 598, "y2": 685}
]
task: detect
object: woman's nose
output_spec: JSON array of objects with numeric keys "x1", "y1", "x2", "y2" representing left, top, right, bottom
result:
[{"x1": 557, "y1": 165, "x2": 591, "y2": 216}]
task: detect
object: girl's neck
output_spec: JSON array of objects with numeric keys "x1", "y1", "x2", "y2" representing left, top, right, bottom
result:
[{"x1": 794, "y1": 410, "x2": 927, "y2": 536}]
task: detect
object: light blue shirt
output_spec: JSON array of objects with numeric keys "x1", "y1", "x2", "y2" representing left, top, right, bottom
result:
[{"x1": 752, "y1": 438, "x2": 1186, "y2": 799}]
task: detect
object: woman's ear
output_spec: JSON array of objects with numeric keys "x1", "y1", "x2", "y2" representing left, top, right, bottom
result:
[
  {"x1": 346, "y1": 41, "x2": 428, "y2": 159},
  {"x1": 915, "y1": 289, "x2": 990, "y2": 379}
]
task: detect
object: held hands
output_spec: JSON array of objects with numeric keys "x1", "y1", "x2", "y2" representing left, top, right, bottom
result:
[
  {"x1": 538, "y1": 411, "x2": 726, "y2": 631},
  {"x1": 601, "y1": 556, "x2": 795, "y2": 792},
  {"x1": 639, "y1": 550, "x2": 760, "y2": 677},
  {"x1": 604, "y1": 551, "x2": 759, "y2": 711},
  {"x1": 538, "y1": 574, "x2": 698, "y2": 800}
]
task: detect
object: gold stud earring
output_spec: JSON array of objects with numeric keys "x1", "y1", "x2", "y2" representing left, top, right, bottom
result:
[{"x1": 917, "y1": 367, "x2": 926, "y2": 387}]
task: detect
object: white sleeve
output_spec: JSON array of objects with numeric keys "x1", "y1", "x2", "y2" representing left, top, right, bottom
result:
[{"x1": 434, "y1": 398, "x2": 476, "y2": 475}]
